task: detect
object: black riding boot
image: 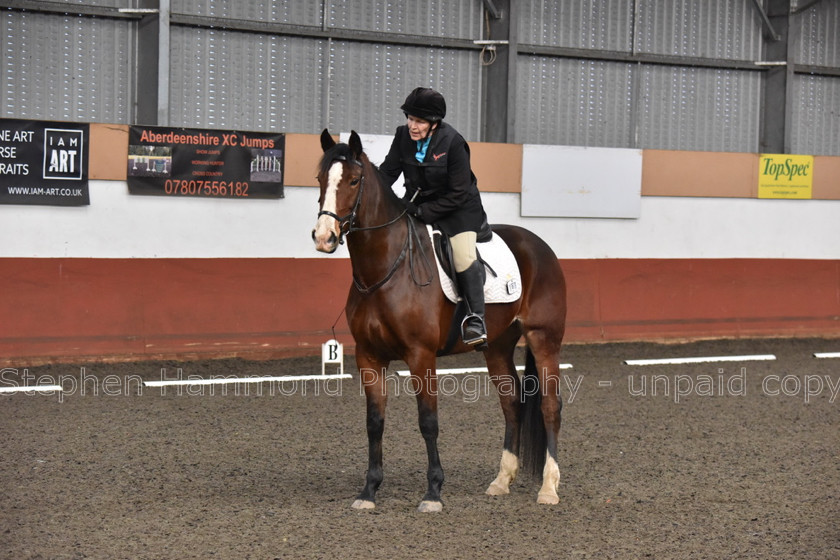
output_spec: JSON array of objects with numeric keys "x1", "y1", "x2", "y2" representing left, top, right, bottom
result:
[{"x1": 456, "y1": 261, "x2": 487, "y2": 347}]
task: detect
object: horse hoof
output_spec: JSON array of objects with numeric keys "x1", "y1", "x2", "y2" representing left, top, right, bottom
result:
[
  {"x1": 537, "y1": 492, "x2": 560, "y2": 505},
  {"x1": 417, "y1": 500, "x2": 443, "y2": 513},
  {"x1": 351, "y1": 499, "x2": 376, "y2": 510},
  {"x1": 485, "y1": 481, "x2": 510, "y2": 496}
]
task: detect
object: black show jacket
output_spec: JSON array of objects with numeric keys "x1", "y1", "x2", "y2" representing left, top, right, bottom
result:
[{"x1": 378, "y1": 121, "x2": 486, "y2": 236}]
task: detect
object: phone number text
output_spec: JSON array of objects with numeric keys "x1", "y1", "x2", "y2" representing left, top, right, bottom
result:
[{"x1": 164, "y1": 179, "x2": 250, "y2": 197}]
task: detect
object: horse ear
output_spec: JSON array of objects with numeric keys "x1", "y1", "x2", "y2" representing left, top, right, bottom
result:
[
  {"x1": 320, "y1": 129, "x2": 336, "y2": 152},
  {"x1": 349, "y1": 130, "x2": 363, "y2": 158}
]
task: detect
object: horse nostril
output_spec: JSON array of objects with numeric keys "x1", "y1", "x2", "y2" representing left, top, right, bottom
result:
[
  {"x1": 311, "y1": 229, "x2": 316, "y2": 241},
  {"x1": 328, "y1": 232, "x2": 337, "y2": 245}
]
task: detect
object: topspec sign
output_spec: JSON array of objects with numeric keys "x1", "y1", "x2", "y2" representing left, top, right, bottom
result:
[
  {"x1": 758, "y1": 154, "x2": 813, "y2": 199},
  {"x1": 0, "y1": 119, "x2": 89, "y2": 206}
]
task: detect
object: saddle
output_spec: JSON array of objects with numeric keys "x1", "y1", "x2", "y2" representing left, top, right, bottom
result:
[{"x1": 427, "y1": 223, "x2": 522, "y2": 305}]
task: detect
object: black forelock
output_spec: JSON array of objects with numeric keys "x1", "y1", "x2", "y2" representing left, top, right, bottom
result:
[{"x1": 318, "y1": 143, "x2": 355, "y2": 177}]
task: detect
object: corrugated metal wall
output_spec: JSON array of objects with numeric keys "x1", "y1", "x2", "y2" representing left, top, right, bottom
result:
[
  {"x1": 790, "y1": 0, "x2": 840, "y2": 156},
  {"x1": 516, "y1": 0, "x2": 634, "y2": 51},
  {"x1": 0, "y1": 8, "x2": 132, "y2": 124},
  {"x1": 2, "y1": 0, "x2": 840, "y2": 154},
  {"x1": 634, "y1": 0, "x2": 763, "y2": 60},
  {"x1": 169, "y1": 0, "x2": 483, "y2": 138},
  {"x1": 516, "y1": 0, "x2": 763, "y2": 151},
  {"x1": 169, "y1": 28, "x2": 326, "y2": 133}
]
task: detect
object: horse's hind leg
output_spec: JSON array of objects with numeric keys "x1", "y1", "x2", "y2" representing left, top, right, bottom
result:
[
  {"x1": 525, "y1": 328, "x2": 564, "y2": 505},
  {"x1": 484, "y1": 330, "x2": 522, "y2": 496}
]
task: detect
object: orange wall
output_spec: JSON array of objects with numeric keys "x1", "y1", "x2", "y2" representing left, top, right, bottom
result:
[
  {"x1": 90, "y1": 125, "x2": 840, "y2": 198},
  {"x1": 1, "y1": 257, "x2": 838, "y2": 366},
  {"x1": 4, "y1": 125, "x2": 836, "y2": 365}
]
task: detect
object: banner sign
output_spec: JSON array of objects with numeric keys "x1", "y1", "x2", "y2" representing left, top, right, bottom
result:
[
  {"x1": 127, "y1": 126, "x2": 284, "y2": 199},
  {"x1": 0, "y1": 118, "x2": 90, "y2": 206},
  {"x1": 758, "y1": 154, "x2": 813, "y2": 199}
]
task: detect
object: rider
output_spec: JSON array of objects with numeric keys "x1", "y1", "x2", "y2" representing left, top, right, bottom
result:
[{"x1": 378, "y1": 86, "x2": 489, "y2": 347}]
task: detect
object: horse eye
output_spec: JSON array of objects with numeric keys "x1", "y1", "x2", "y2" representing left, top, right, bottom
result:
[{"x1": 350, "y1": 178, "x2": 360, "y2": 187}]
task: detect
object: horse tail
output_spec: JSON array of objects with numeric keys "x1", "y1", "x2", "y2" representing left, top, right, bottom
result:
[{"x1": 519, "y1": 347, "x2": 547, "y2": 477}]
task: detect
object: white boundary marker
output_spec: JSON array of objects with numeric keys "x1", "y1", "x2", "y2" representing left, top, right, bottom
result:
[
  {"x1": 321, "y1": 339, "x2": 344, "y2": 376},
  {"x1": 0, "y1": 385, "x2": 63, "y2": 394},
  {"x1": 396, "y1": 364, "x2": 573, "y2": 377},
  {"x1": 144, "y1": 373, "x2": 352, "y2": 388},
  {"x1": 814, "y1": 352, "x2": 840, "y2": 359},
  {"x1": 624, "y1": 354, "x2": 776, "y2": 366}
]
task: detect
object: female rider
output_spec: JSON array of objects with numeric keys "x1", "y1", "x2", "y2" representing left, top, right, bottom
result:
[{"x1": 378, "y1": 87, "x2": 489, "y2": 347}]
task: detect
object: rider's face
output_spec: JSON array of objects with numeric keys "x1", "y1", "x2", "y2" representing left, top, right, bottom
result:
[{"x1": 406, "y1": 115, "x2": 435, "y2": 141}]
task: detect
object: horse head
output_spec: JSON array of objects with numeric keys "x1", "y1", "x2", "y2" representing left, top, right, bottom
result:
[{"x1": 312, "y1": 129, "x2": 366, "y2": 253}]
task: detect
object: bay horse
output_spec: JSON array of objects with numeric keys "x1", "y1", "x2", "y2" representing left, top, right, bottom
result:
[{"x1": 312, "y1": 130, "x2": 567, "y2": 512}]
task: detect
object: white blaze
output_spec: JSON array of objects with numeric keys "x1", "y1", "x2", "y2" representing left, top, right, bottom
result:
[{"x1": 313, "y1": 161, "x2": 343, "y2": 246}]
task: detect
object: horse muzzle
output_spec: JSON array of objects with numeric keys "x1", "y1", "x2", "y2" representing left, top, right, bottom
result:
[{"x1": 312, "y1": 217, "x2": 340, "y2": 253}]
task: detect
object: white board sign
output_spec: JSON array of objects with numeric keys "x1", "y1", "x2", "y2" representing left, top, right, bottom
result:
[{"x1": 521, "y1": 144, "x2": 642, "y2": 219}]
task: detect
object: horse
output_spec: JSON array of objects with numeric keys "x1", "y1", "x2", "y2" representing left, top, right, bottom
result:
[{"x1": 312, "y1": 129, "x2": 567, "y2": 512}]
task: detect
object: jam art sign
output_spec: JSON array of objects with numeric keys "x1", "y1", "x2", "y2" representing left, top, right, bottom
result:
[{"x1": 0, "y1": 118, "x2": 89, "y2": 206}]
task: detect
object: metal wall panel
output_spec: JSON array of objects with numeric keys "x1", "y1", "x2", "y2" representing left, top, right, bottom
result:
[
  {"x1": 172, "y1": 0, "x2": 323, "y2": 25},
  {"x1": 637, "y1": 65, "x2": 760, "y2": 152},
  {"x1": 515, "y1": 0, "x2": 764, "y2": 151},
  {"x1": 517, "y1": 0, "x2": 633, "y2": 51},
  {"x1": 635, "y1": 0, "x2": 763, "y2": 61},
  {"x1": 515, "y1": 56, "x2": 634, "y2": 147},
  {"x1": 328, "y1": 0, "x2": 481, "y2": 39},
  {"x1": 790, "y1": 74, "x2": 840, "y2": 156},
  {"x1": 169, "y1": 27, "x2": 326, "y2": 133},
  {"x1": 789, "y1": 1, "x2": 840, "y2": 155},
  {"x1": 326, "y1": 41, "x2": 481, "y2": 139},
  {"x1": 3, "y1": 1, "x2": 838, "y2": 155},
  {"x1": 169, "y1": 29, "x2": 481, "y2": 138},
  {"x1": 60, "y1": 0, "x2": 123, "y2": 5},
  {"x1": 792, "y1": 0, "x2": 840, "y2": 67},
  {"x1": 515, "y1": 55, "x2": 761, "y2": 152},
  {"x1": 1, "y1": 10, "x2": 132, "y2": 123}
]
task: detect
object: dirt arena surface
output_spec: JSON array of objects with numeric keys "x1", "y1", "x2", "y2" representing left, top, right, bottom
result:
[{"x1": 2, "y1": 337, "x2": 839, "y2": 559}]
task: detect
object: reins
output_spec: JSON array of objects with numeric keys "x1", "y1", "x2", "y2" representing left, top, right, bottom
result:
[
  {"x1": 353, "y1": 216, "x2": 433, "y2": 295},
  {"x1": 320, "y1": 154, "x2": 433, "y2": 295}
]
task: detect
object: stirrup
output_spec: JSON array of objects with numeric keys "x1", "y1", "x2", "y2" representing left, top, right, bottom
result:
[{"x1": 461, "y1": 313, "x2": 487, "y2": 346}]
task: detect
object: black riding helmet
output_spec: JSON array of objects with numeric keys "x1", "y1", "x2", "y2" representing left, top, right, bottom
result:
[{"x1": 400, "y1": 87, "x2": 446, "y2": 122}]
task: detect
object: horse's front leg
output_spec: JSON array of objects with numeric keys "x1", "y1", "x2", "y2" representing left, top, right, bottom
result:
[
  {"x1": 408, "y1": 351, "x2": 444, "y2": 512},
  {"x1": 353, "y1": 354, "x2": 389, "y2": 510}
]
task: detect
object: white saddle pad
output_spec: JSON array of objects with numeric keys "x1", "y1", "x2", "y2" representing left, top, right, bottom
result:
[{"x1": 427, "y1": 225, "x2": 522, "y2": 304}]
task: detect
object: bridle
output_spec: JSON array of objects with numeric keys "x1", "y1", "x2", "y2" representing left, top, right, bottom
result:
[
  {"x1": 316, "y1": 155, "x2": 367, "y2": 245},
  {"x1": 316, "y1": 154, "x2": 432, "y2": 294}
]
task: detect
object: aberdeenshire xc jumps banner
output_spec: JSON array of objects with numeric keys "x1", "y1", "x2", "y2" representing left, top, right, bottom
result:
[
  {"x1": 128, "y1": 126, "x2": 284, "y2": 199},
  {"x1": 0, "y1": 118, "x2": 90, "y2": 206}
]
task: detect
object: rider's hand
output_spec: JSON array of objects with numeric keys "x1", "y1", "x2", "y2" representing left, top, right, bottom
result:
[{"x1": 405, "y1": 201, "x2": 423, "y2": 221}]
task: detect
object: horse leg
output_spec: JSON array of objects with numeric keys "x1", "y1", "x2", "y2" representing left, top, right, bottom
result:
[
  {"x1": 483, "y1": 334, "x2": 522, "y2": 496},
  {"x1": 352, "y1": 354, "x2": 389, "y2": 510},
  {"x1": 525, "y1": 329, "x2": 564, "y2": 505},
  {"x1": 407, "y1": 350, "x2": 444, "y2": 513}
]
